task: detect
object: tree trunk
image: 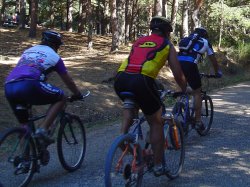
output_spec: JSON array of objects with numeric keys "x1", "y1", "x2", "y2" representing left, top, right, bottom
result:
[
  {"x1": 171, "y1": 0, "x2": 179, "y2": 34},
  {"x1": 78, "y1": 0, "x2": 87, "y2": 33},
  {"x1": 125, "y1": 0, "x2": 131, "y2": 44},
  {"x1": 15, "y1": 0, "x2": 20, "y2": 13},
  {"x1": 0, "y1": 0, "x2": 6, "y2": 25},
  {"x1": 96, "y1": 0, "x2": 101, "y2": 34},
  {"x1": 102, "y1": 0, "x2": 109, "y2": 35},
  {"x1": 147, "y1": 3, "x2": 153, "y2": 35},
  {"x1": 66, "y1": 0, "x2": 73, "y2": 32},
  {"x1": 218, "y1": 0, "x2": 224, "y2": 50},
  {"x1": 181, "y1": 0, "x2": 189, "y2": 38},
  {"x1": 20, "y1": 0, "x2": 26, "y2": 29},
  {"x1": 87, "y1": 0, "x2": 93, "y2": 50},
  {"x1": 49, "y1": 0, "x2": 55, "y2": 28},
  {"x1": 162, "y1": 0, "x2": 167, "y2": 17},
  {"x1": 129, "y1": 0, "x2": 138, "y2": 41},
  {"x1": 110, "y1": 0, "x2": 119, "y2": 52},
  {"x1": 117, "y1": 0, "x2": 126, "y2": 46},
  {"x1": 154, "y1": 0, "x2": 162, "y2": 16},
  {"x1": 192, "y1": 0, "x2": 203, "y2": 30},
  {"x1": 29, "y1": 0, "x2": 38, "y2": 38}
]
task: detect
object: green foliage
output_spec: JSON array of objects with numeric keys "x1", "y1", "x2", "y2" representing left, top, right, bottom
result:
[
  {"x1": 236, "y1": 42, "x2": 250, "y2": 65},
  {"x1": 204, "y1": 2, "x2": 250, "y2": 47}
]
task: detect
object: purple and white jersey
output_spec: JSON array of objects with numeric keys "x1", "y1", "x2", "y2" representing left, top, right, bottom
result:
[{"x1": 6, "y1": 45, "x2": 67, "y2": 82}]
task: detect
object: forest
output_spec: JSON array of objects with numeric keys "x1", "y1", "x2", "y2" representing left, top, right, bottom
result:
[{"x1": 0, "y1": 0, "x2": 249, "y2": 56}]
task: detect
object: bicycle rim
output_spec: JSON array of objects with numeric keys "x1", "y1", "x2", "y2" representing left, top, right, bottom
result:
[
  {"x1": 105, "y1": 134, "x2": 143, "y2": 187},
  {"x1": 57, "y1": 114, "x2": 86, "y2": 171},
  {"x1": 0, "y1": 127, "x2": 36, "y2": 187},
  {"x1": 198, "y1": 95, "x2": 214, "y2": 136},
  {"x1": 164, "y1": 121, "x2": 185, "y2": 179}
]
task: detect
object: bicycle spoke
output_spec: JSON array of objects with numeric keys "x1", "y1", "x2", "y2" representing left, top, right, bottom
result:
[
  {"x1": 57, "y1": 115, "x2": 86, "y2": 171},
  {"x1": 0, "y1": 128, "x2": 35, "y2": 187},
  {"x1": 105, "y1": 134, "x2": 143, "y2": 187},
  {"x1": 164, "y1": 121, "x2": 185, "y2": 179}
]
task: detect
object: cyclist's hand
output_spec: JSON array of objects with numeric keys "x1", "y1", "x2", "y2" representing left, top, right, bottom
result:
[
  {"x1": 216, "y1": 70, "x2": 222, "y2": 78},
  {"x1": 185, "y1": 86, "x2": 193, "y2": 94}
]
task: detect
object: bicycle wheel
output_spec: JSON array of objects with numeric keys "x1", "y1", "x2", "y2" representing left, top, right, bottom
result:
[
  {"x1": 0, "y1": 127, "x2": 36, "y2": 187},
  {"x1": 172, "y1": 102, "x2": 188, "y2": 135},
  {"x1": 105, "y1": 134, "x2": 143, "y2": 187},
  {"x1": 57, "y1": 113, "x2": 86, "y2": 171},
  {"x1": 197, "y1": 94, "x2": 214, "y2": 136},
  {"x1": 164, "y1": 120, "x2": 185, "y2": 179}
]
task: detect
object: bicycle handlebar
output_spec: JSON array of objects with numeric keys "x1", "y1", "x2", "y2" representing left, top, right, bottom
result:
[{"x1": 68, "y1": 90, "x2": 91, "y2": 102}]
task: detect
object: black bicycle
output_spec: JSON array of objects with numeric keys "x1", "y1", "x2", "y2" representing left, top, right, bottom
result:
[
  {"x1": 0, "y1": 90, "x2": 90, "y2": 187},
  {"x1": 104, "y1": 89, "x2": 184, "y2": 187},
  {"x1": 172, "y1": 73, "x2": 219, "y2": 136}
]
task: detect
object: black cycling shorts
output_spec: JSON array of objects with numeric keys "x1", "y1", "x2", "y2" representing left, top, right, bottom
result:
[
  {"x1": 114, "y1": 72, "x2": 161, "y2": 116},
  {"x1": 180, "y1": 61, "x2": 201, "y2": 90}
]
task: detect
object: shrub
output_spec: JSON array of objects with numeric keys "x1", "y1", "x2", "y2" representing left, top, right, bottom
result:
[{"x1": 237, "y1": 42, "x2": 250, "y2": 65}]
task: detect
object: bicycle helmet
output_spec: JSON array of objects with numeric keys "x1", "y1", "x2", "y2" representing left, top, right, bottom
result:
[
  {"x1": 194, "y1": 27, "x2": 209, "y2": 39},
  {"x1": 150, "y1": 16, "x2": 173, "y2": 34},
  {"x1": 41, "y1": 30, "x2": 63, "y2": 48}
]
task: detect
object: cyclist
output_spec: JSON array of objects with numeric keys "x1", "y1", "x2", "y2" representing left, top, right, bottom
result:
[
  {"x1": 4, "y1": 30, "x2": 82, "y2": 143},
  {"x1": 178, "y1": 27, "x2": 222, "y2": 131},
  {"x1": 114, "y1": 16, "x2": 187, "y2": 176}
]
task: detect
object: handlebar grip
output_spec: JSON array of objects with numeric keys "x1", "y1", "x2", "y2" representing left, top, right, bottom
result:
[{"x1": 68, "y1": 90, "x2": 91, "y2": 102}]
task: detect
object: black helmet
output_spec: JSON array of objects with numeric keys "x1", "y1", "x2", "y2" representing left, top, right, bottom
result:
[
  {"x1": 42, "y1": 30, "x2": 63, "y2": 47},
  {"x1": 150, "y1": 16, "x2": 173, "y2": 33},
  {"x1": 194, "y1": 27, "x2": 209, "y2": 39}
]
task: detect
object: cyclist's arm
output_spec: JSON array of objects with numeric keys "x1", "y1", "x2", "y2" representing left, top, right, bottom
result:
[
  {"x1": 206, "y1": 42, "x2": 220, "y2": 74},
  {"x1": 54, "y1": 58, "x2": 81, "y2": 96},
  {"x1": 60, "y1": 73, "x2": 81, "y2": 96},
  {"x1": 208, "y1": 54, "x2": 219, "y2": 74},
  {"x1": 167, "y1": 45, "x2": 187, "y2": 92}
]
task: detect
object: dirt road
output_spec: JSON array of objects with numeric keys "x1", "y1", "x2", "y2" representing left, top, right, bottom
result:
[{"x1": 2, "y1": 81, "x2": 250, "y2": 187}]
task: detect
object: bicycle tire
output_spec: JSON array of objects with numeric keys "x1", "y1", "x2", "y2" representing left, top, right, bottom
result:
[
  {"x1": 164, "y1": 120, "x2": 185, "y2": 179},
  {"x1": 172, "y1": 101, "x2": 189, "y2": 135},
  {"x1": 57, "y1": 113, "x2": 86, "y2": 172},
  {"x1": 0, "y1": 127, "x2": 36, "y2": 187},
  {"x1": 197, "y1": 94, "x2": 214, "y2": 136},
  {"x1": 105, "y1": 134, "x2": 143, "y2": 187}
]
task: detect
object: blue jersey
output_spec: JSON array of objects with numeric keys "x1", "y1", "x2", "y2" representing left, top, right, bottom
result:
[{"x1": 178, "y1": 34, "x2": 214, "y2": 64}]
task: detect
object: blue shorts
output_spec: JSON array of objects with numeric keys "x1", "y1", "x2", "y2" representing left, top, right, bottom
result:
[{"x1": 5, "y1": 80, "x2": 64, "y2": 123}]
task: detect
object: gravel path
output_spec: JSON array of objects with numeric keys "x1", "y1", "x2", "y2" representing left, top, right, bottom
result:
[{"x1": 1, "y1": 81, "x2": 250, "y2": 187}]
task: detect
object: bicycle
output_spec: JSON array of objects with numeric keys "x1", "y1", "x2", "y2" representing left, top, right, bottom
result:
[
  {"x1": 172, "y1": 73, "x2": 219, "y2": 136},
  {"x1": 0, "y1": 90, "x2": 90, "y2": 187},
  {"x1": 104, "y1": 89, "x2": 185, "y2": 187}
]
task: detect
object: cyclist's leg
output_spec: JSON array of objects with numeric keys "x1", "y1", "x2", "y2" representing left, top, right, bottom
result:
[
  {"x1": 193, "y1": 87, "x2": 202, "y2": 122},
  {"x1": 145, "y1": 107, "x2": 164, "y2": 167},
  {"x1": 121, "y1": 107, "x2": 139, "y2": 134},
  {"x1": 30, "y1": 81, "x2": 65, "y2": 132},
  {"x1": 114, "y1": 72, "x2": 139, "y2": 134},
  {"x1": 136, "y1": 77, "x2": 165, "y2": 175},
  {"x1": 41, "y1": 99, "x2": 66, "y2": 130},
  {"x1": 181, "y1": 62, "x2": 203, "y2": 127},
  {"x1": 5, "y1": 81, "x2": 30, "y2": 125}
]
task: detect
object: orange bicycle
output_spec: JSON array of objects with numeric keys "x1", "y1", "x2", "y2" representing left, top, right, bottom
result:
[{"x1": 104, "y1": 89, "x2": 184, "y2": 186}]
